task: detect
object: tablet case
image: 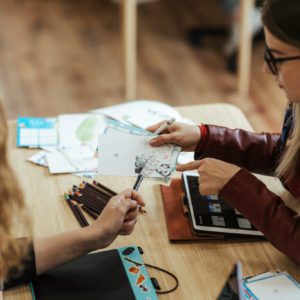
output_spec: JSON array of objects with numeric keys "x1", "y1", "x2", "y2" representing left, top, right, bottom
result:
[
  {"x1": 30, "y1": 246, "x2": 158, "y2": 300},
  {"x1": 160, "y1": 179, "x2": 224, "y2": 241},
  {"x1": 160, "y1": 179, "x2": 265, "y2": 242}
]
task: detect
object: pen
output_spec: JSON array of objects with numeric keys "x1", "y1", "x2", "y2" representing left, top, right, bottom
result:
[
  {"x1": 133, "y1": 173, "x2": 144, "y2": 191},
  {"x1": 153, "y1": 117, "x2": 176, "y2": 135},
  {"x1": 132, "y1": 117, "x2": 176, "y2": 192}
]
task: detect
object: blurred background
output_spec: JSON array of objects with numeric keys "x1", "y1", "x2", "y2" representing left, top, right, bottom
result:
[{"x1": 0, "y1": 0, "x2": 287, "y2": 132}]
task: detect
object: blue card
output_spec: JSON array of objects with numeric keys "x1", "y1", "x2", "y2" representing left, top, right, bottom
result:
[{"x1": 17, "y1": 117, "x2": 57, "y2": 148}]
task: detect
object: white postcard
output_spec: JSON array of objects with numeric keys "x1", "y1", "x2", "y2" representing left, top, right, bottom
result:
[
  {"x1": 98, "y1": 131, "x2": 180, "y2": 178},
  {"x1": 244, "y1": 272, "x2": 300, "y2": 300}
]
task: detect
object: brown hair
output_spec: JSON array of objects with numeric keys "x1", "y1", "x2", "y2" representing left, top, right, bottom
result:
[
  {"x1": 262, "y1": 0, "x2": 300, "y2": 180},
  {"x1": 0, "y1": 99, "x2": 31, "y2": 281},
  {"x1": 262, "y1": 0, "x2": 300, "y2": 49}
]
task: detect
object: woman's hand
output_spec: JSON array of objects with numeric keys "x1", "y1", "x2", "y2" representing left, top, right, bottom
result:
[
  {"x1": 88, "y1": 189, "x2": 145, "y2": 249},
  {"x1": 146, "y1": 121, "x2": 201, "y2": 151},
  {"x1": 177, "y1": 158, "x2": 240, "y2": 195}
]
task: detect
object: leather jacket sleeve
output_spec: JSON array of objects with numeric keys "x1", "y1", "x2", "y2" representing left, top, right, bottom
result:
[
  {"x1": 194, "y1": 125, "x2": 282, "y2": 175},
  {"x1": 195, "y1": 125, "x2": 300, "y2": 264},
  {"x1": 220, "y1": 168, "x2": 300, "y2": 265}
]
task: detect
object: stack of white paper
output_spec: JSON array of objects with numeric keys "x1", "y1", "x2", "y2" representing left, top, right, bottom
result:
[{"x1": 26, "y1": 100, "x2": 195, "y2": 177}]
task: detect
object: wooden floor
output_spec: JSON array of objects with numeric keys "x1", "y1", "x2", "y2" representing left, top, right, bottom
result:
[{"x1": 0, "y1": 0, "x2": 287, "y2": 132}]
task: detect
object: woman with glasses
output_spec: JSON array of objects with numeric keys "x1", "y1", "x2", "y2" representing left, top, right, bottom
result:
[{"x1": 148, "y1": 0, "x2": 300, "y2": 264}]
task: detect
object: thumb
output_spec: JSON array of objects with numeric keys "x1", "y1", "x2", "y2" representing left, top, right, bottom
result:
[
  {"x1": 176, "y1": 160, "x2": 202, "y2": 171},
  {"x1": 123, "y1": 198, "x2": 138, "y2": 212},
  {"x1": 149, "y1": 133, "x2": 176, "y2": 146}
]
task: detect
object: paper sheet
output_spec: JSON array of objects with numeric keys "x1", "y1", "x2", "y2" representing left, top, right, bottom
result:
[
  {"x1": 58, "y1": 114, "x2": 107, "y2": 148},
  {"x1": 46, "y1": 146, "x2": 97, "y2": 174},
  {"x1": 98, "y1": 132, "x2": 180, "y2": 178},
  {"x1": 90, "y1": 100, "x2": 182, "y2": 128},
  {"x1": 28, "y1": 151, "x2": 49, "y2": 167},
  {"x1": 244, "y1": 272, "x2": 300, "y2": 300}
]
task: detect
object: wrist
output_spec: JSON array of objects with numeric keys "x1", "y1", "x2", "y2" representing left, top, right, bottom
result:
[
  {"x1": 77, "y1": 226, "x2": 106, "y2": 253},
  {"x1": 194, "y1": 124, "x2": 207, "y2": 153}
]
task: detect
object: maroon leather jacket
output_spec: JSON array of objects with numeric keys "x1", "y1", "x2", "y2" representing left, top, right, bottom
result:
[{"x1": 195, "y1": 125, "x2": 300, "y2": 264}]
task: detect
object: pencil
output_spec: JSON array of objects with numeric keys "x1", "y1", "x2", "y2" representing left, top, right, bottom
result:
[
  {"x1": 81, "y1": 204, "x2": 99, "y2": 219},
  {"x1": 69, "y1": 193, "x2": 101, "y2": 214},
  {"x1": 92, "y1": 180, "x2": 117, "y2": 196},
  {"x1": 133, "y1": 174, "x2": 144, "y2": 191},
  {"x1": 65, "y1": 195, "x2": 86, "y2": 227},
  {"x1": 81, "y1": 182, "x2": 113, "y2": 201},
  {"x1": 78, "y1": 188, "x2": 108, "y2": 209},
  {"x1": 72, "y1": 200, "x2": 89, "y2": 227},
  {"x1": 80, "y1": 185, "x2": 111, "y2": 202}
]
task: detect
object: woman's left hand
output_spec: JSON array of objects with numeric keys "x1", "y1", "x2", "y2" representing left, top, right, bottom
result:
[{"x1": 177, "y1": 158, "x2": 240, "y2": 195}]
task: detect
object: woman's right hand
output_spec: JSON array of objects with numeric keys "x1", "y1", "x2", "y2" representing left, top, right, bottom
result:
[
  {"x1": 146, "y1": 121, "x2": 201, "y2": 151},
  {"x1": 87, "y1": 189, "x2": 145, "y2": 249}
]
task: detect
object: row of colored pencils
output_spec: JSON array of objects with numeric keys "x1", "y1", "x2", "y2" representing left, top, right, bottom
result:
[{"x1": 64, "y1": 180, "x2": 117, "y2": 227}]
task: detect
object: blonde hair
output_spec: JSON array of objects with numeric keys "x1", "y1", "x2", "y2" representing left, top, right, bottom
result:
[
  {"x1": 262, "y1": 1, "x2": 300, "y2": 180},
  {"x1": 0, "y1": 100, "x2": 31, "y2": 281},
  {"x1": 276, "y1": 103, "x2": 300, "y2": 180}
]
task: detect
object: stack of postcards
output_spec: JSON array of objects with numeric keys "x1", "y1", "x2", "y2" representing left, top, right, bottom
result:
[{"x1": 18, "y1": 100, "x2": 193, "y2": 179}]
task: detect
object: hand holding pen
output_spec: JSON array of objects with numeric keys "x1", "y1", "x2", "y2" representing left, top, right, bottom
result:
[
  {"x1": 148, "y1": 120, "x2": 201, "y2": 152},
  {"x1": 132, "y1": 117, "x2": 176, "y2": 192}
]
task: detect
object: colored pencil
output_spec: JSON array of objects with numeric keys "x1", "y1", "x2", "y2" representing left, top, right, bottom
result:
[
  {"x1": 65, "y1": 195, "x2": 86, "y2": 227},
  {"x1": 81, "y1": 205, "x2": 99, "y2": 219},
  {"x1": 92, "y1": 180, "x2": 117, "y2": 196},
  {"x1": 72, "y1": 200, "x2": 89, "y2": 227}
]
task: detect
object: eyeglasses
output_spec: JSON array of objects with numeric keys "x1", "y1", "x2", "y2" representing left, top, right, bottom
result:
[{"x1": 264, "y1": 46, "x2": 300, "y2": 75}]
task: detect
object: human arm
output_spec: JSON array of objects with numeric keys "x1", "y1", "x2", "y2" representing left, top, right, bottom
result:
[
  {"x1": 148, "y1": 121, "x2": 282, "y2": 175},
  {"x1": 5, "y1": 189, "x2": 145, "y2": 287},
  {"x1": 178, "y1": 157, "x2": 300, "y2": 264},
  {"x1": 35, "y1": 189, "x2": 144, "y2": 275},
  {"x1": 196, "y1": 125, "x2": 282, "y2": 175},
  {"x1": 219, "y1": 169, "x2": 300, "y2": 265}
]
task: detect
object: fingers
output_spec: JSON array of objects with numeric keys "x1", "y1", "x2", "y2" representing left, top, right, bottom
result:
[
  {"x1": 146, "y1": 121, "x2": 166, "y2": 133},
  {"x1": 176, "y1": 160, "x2": 202, "y2": 171},
  {"x1": 119, "y1": 219, "x2": 137, "y2": 235},
  {"x1": 124, "y1": 207, "x2": 138, "y2": 221},
  {"x1": 120, "y1": 189, "x2": 145, "y2": 207},
  {"x1": 149, "y1": 133, "x2": 177, "y2": 146}
]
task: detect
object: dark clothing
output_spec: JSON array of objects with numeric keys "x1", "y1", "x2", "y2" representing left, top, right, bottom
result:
[
  {"x1": 194, "y1": 108, "x2": 300, "y2": 264},
  {"x1": 4, "y1": 242, "x2": 36, "y2": 289}
]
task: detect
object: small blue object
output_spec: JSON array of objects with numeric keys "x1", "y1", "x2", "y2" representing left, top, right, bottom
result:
[
  {"x1": 118, "y1": 245, "x2": 158, "y2": 300},
  {"x1": 17, "y1": 116, "x2": 57, "y2": 148}
]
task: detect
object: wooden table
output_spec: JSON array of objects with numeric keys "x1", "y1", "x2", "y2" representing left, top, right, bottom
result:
[
  {"x1": 121, "y1": 0, "x2": 255, "y2": 100},
  {"x1": 5, "y1": 103, "x2": 300, "y2": 299}
]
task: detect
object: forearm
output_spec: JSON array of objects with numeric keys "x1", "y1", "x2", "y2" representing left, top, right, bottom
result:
[
  {"x1": 195, "y1": 125, "x2": 281, "y2": 174},
  {"x1": 220, "y1": 169, "x2": 300, "y2": 264},
  {"x1": 34, "y1": 227, "x2": 103, "y2": 275}
]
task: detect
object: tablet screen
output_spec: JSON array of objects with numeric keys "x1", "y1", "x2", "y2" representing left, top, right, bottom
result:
[{"x1": 183, "y1": 173, "x2": 263, "y2": 236}]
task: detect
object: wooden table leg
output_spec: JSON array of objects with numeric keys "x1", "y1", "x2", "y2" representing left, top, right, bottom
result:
[
  {"x1": 238, "y1": 0, "x2": 255, "y2": 98},
  {"x1": 121, "y1": 0, "x2": 137, "y2": 100}
]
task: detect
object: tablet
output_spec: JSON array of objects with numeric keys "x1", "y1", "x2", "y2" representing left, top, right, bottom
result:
[{"x1": 182, "y1": 171, "x2": 263, "y2": 237}]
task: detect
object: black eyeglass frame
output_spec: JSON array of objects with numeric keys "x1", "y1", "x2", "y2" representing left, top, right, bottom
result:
[{"x1": 264, "y1": 46, "x2": 300, "y2": 75}]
